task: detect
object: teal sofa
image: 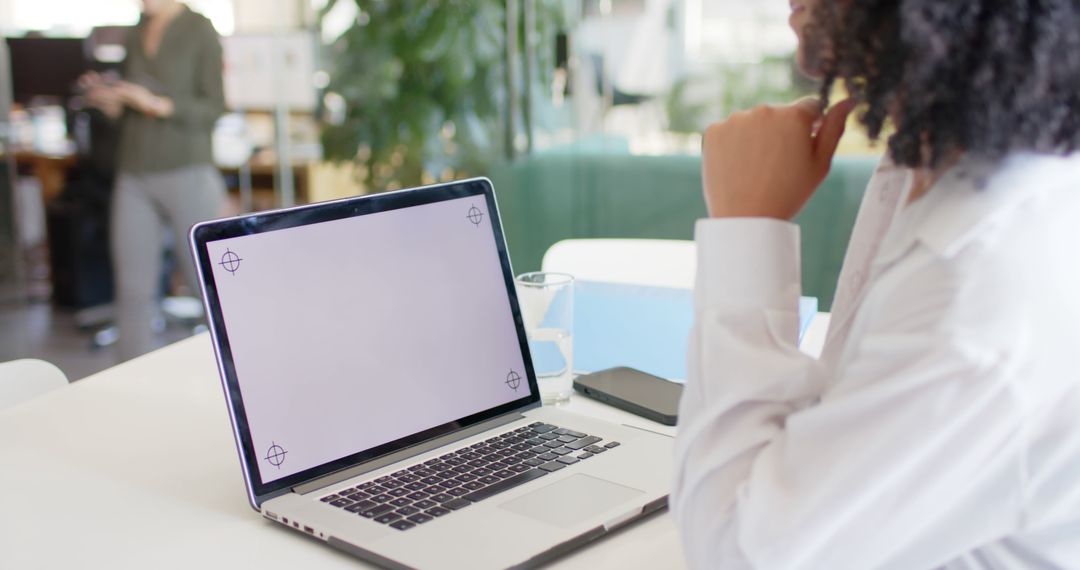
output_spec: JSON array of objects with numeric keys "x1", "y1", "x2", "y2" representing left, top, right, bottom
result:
[{"x1": 490, "y1": 152, "x2": 878, "y2": 311}]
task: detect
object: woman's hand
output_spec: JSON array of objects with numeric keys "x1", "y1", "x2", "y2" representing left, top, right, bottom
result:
[
  {"x1": 702, "y1": 98, "x2": 854, "y2": 220},
  {"x1": 115, "y1": 81, "x2": 175, "y2": 118}
]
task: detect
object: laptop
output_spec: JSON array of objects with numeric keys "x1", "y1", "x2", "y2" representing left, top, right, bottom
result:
[{"x1": 189, "y1": 178, "x2": 673, "y2": 569}]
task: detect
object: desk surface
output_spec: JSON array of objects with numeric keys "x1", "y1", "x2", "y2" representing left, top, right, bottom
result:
[{"x1": 0, "y1": 315, "x2": 829, "y2": 569}]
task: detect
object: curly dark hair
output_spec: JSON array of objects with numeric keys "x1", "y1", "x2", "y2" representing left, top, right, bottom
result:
[{"x1": 813, "y1": 0, "x2": 1080, "y2": 169}]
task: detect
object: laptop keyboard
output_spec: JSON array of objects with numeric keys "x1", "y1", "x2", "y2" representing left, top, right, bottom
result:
[{"x1": 318, "y1": 422, "x2": 621, "y2": 531}]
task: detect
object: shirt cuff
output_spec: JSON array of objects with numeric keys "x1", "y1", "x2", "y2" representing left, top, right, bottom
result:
[{"x1": 694, "y1": 218, "x2": 802, "y2": 314}]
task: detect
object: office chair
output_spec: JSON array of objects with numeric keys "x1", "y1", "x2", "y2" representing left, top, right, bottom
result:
[
  {"x1": 0, "y1": 358, "x2": 69, "y2": 410},
  {"x1": 541, "y1": 238, "x2": 696, "y2": 289}
]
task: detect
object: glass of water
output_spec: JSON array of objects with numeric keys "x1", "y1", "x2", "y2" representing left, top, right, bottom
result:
[{"x1": 515, "y1": 272, "x2": 574, "y2": 405}]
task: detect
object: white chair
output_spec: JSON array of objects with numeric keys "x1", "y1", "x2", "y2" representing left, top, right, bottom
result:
[
  {"x1": 541, "y1": 239, "x2": 697, "y2": 289},
  {"x1": 0, "y1": 359, "x2": 69, "y2": 411}
]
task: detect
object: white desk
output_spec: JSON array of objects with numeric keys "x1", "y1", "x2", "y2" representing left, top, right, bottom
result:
[{"x1": 0, "y1": 315, "x2": 829, "y2": 569}]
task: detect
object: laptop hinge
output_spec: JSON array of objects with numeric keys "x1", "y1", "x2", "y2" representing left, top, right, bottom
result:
[{"x1": 292, "y1": 410, "x2": 530, "y2": 496}]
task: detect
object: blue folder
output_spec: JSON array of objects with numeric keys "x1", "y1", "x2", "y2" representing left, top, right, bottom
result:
[{"x1": 569, "y1": 281, "x2": 818, "y2": 383}]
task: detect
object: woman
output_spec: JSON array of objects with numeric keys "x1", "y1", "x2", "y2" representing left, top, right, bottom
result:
[
  {"x1": 84, "y1": 0, "x2": 226, "y2": 360},
  {"x1": 672, "y1": 1, "x2": 1080, "y2": 568}
]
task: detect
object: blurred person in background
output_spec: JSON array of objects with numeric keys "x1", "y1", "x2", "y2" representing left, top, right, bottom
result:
[
  {"x1": 673, "y1": 0, "x2": 1080, "y2": 567},
  {"x1": 82, "y1": 0, "x2": 226, "y2": 361}
]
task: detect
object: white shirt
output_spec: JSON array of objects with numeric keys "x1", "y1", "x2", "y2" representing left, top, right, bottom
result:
[{"x1": 672, "y1": 153, "x2": 1080, "y2": 569}]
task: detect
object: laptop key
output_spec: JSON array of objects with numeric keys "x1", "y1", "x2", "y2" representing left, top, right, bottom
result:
[
  {"x1": 448, "y1": 487, "x2": 470, "y2": 497},
  {"x1": 462, "y1": 482, "x2": 484, "y2": 491},
  {"x1": 442, "y1": 498, "x2": 472, "y2": 510},
  {"x1": 392, "y1": 469, "x2": 409, "y2": 477},
  {"x1": 556, "y1": 456, "x2": 579, "y2": 465},
  {"x1": 370, "y1": 494, "x2": 393, "y2": 503},
  {"x1": 565, "y1": 430, "x2": 587, "y2": 438},
  {"x1": 389, "y1": 520, "x2": 415, "y2": 531},
  {"x1": 375, "y1": 476, "x2": 393, "y2": 484},
  {"x1": 406, "y1": 492, "x2": 429, "y2": 501},
  {"x1": 407, "y1": 513, "x2": 433, "y2": 524},
  {"x1": 537, "y1": 452, "x2": 558, "y2": 461},
  {"x1": 605, "y1": 441, "x2": 621, "y2": 448},
  {"x1": 556, "y1": 434, "x2": 579, "y2": 443},
  {"x1": 530, "y1": 424, "x2": 557, "y2": 434},
  {"x1": 566, "y1": 436, "x2": 602, "y2": 451},
  {"x1": 347, "y1": 492, "x2": 369, "y2": 501},
  {"x1": 388, "y1": 488, "x2": 409, "y2": 497},
  {"x1": 461, "y1": 468, "x2": 548, "y2": 503},
  {"x1": 345, "y1": 500, "x2": 377, "y2": 513},
  {"x1": 396, "y1": 506, "x2": 420, "y2": 516},
  {"x1": 414, "y1": 499, "x2": 437, "y2": 509},
  {"x1": 493, "y1": 469, "x2": 515, "y2": 479},
  {"x1": 359, "y1": 504, "x2": 394, "y2": 518},
  {"x1": 530, "y1": 446, "x2": 549, "y2": 454},
  {"x1": 510, "y1": 463, "x2": 532, "y2": 473},
  {"x1": 426, "y1": 506, "x2": 451, "y2": 517},
  {"x1": 389, "y1": 498, "x2": 411, "y2": 508},
  {"x1": 424, "y1": 486, "x2": 444, "y2": 495},
  {"x1": 551, "y1": 447, "x2": 573, "y2": 456},
  {"x1": 366, "y1": 485, "x2": 389, "y2": 495},
  {"x1": 320, "y1": 494, "x2": 339, "y2": 502},
  {"x1": 479, "y1": 475, "x2": 501, "y2": 485},
  {"x1": 404, "y1": 482, "x2": 426, "y2": 491},
  {"x1": 455, "y1": 473, "x2": 477, "y2": 482},
  {"x1": 543, "y1": 441, "x2": 563, "y2": 448},
  {"x1": 584, "y1": 445, "x2": 606, "y2": 454},
  {"x1": 473, "y1": 468, "x2": 493, "y2": 477},
  {"x1": 374, "y1": 512, "x2": 402, "y2": 524},
  {"x1": 329, "y1": 499, "x2": 351, "y2": 507},
  {"x1": 552, "y1": 428, "x2": 571, "y2": 435},
  {"x1": 397, "y1": 474, "x2": 420, "y2": 483},
  {"x1": 577, "y1": 452, "x2": 594, "y2": 460},
  {"x1": 538, "y1": 433, "x2": 559, "y2": 441},
  {"x1": 523, "y1": 458, "x2": 544, "y2": 467},
  {"x1": 431, "y1": 493, "x2": 455, "y2": 503},
  {"x1": 538, "y1": 461, "x2": 566, "y2": 473}
]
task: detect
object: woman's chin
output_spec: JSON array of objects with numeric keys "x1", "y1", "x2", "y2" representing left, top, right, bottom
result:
[{"x1": 796, "y1": 48, "x2": 826, "y2": 80}]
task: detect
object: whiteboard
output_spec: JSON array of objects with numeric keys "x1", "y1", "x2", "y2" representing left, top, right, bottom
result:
[{"x1": 222, "y1": 32, "x2": 317, "y2": 111}]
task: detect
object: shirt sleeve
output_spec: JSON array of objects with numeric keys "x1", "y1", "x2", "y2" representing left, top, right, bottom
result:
[
  {"x1": 672, "y1": 218, "x2": 1024, "y2": 569},
  {"x1": 168, "y1": 22, "x2": 225, "y2": 131}
]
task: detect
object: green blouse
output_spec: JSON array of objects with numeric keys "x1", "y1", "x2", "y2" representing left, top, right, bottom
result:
[{"x1": 117, "y1": 6, "x2": 225, "y2": 174}]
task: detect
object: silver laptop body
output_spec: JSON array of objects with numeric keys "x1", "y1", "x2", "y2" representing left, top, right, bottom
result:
[{"x1": 189, "y1": 178, "x2": 673, "y2": 569}]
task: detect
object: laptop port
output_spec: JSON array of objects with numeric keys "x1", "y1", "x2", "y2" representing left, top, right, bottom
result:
[{"x1": 303, "y1": 526, "x2": 314, "y2": 535}]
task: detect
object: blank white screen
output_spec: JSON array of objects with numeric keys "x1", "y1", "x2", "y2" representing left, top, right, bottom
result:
[{"x1": 208, "y1": 196, "x2": 530, "y2": 484}]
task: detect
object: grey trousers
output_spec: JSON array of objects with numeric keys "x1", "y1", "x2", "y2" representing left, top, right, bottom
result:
[{"x1": 111, "y1": 165, "x2": 226, "y2": 361}]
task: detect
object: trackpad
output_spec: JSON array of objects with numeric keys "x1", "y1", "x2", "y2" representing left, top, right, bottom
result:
[{"x1": 498, "y1": 474, "x2": 644, "y2": 528}]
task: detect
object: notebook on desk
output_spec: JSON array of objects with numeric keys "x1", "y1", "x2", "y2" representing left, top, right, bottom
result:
[
  {"x1": 188, "y1": 178, "x2": 673, "y2": 569},
  {"x1": 573, "y1": 280, "x2": 818, "y2": 382}
]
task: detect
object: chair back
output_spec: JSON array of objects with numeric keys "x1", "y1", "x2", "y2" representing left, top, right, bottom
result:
[
  {"x1": 0, "y1": 359, "x2": 69, "y2": 411},
  {"x1": 541, "y1": 239, "x2": 696, "y2": 289}
]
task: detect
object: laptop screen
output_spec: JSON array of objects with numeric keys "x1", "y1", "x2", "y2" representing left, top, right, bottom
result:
[{"x1": 195, "y1": 183, "x2": 536, "y2": 491}]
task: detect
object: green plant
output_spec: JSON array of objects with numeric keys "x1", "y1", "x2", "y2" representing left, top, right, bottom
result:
[
  {"x1": 319, "y1": 0, "x2": 565, "y2": 191},
  {"x1": 664, "y1": 54, "x2": 816, "y2": 135}
]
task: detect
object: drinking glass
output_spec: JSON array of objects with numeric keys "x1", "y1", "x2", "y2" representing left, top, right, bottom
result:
[{"x1": 515, "y1": 272, "x2": 574, "y2": 405}]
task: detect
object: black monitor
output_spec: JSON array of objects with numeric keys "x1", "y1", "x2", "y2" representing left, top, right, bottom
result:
[{"x1": 6, "y1": 37, "x2": 89, "y2": 103}]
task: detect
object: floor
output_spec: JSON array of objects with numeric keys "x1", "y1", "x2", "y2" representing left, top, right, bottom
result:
[{"x1": 0, "y1": 299, "x2": 196, "y2": 382}]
